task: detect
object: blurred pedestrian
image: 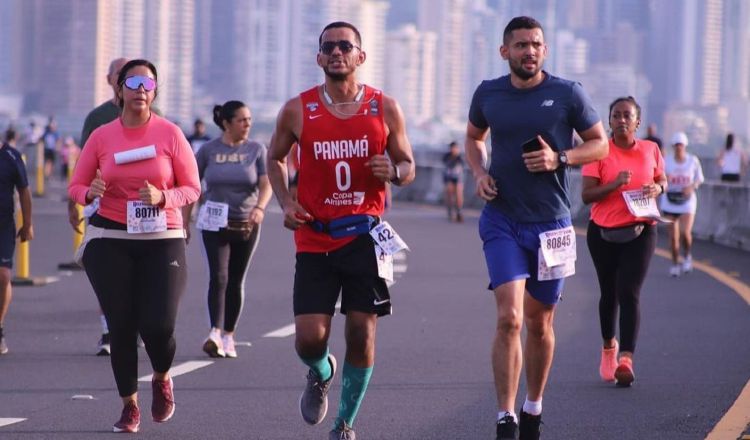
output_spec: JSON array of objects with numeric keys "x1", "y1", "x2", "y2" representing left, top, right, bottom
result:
[
  {"x1": 464, "y1": 16, "x2": 608, "y2": 440},
  {"x1": 442, "y1": 141, "x2": 465, "y2": 222},
  {"x1": 0, "y1": 127, "x2": 34, "y2": 354},
  {"x1": 186, "y1": 118, "x2": 211, "y2": 154},
  {"x1": 68, "y1": 59, "x2": 200, "y2": 433},
  {"x1": 42, "y1": 117, "x2": 60, "y2": 179},
  {"x1": 661, "y1": 132, "x2": 704, "y2": 277},
  {"x1": 717, "y1": 133, "x2": 747, "y2": 182},
  {"x1": 59, "y1": 136, "x2": 80, "y2": 180},
  {"x1": 581, "y1": 96, "x2": 666, "y2": 387},
  {"x1": 267, "y1": 21, "x2": 415, "y2": 440},
  {"x1": 644, "y1": 123, "x2": 663, "y2": 153},
  {"x1": 183, "y1": 101, "x2": 271, "y2": 359}
]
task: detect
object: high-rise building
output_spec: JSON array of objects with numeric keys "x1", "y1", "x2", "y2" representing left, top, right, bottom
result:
[
  {"x1": 357, "y1": 0, "x2": 390, "y2": 89},
  {"x1": 385, "y1": 24, "x2": 437, "y2": 125},
  {"x1": 418, "y1": 0, "x2": 469, "y2": 127}
]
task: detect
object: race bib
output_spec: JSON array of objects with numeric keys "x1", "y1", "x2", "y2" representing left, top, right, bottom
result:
[
  {"x1": 369, "y1": 221, "x2": 409, "y2": 255},
  {"x1": 537, "y1": 248, "x2": 576, "y2": 281},
  {"x1": 622, "y1": 190, "x2": 661, "y2": 218},
  {"x1": 538, "y1": 226, "x2": 576, "y2": 267},
  {"x1": 126, "y1": 201, "x2": 167, "y2": 234},
  {"x1": 196, "y1": 201, "x2": 229, "y2": 231},
  {"x1": 374, "y1": 245, "x2": 394, "y2": 283}
]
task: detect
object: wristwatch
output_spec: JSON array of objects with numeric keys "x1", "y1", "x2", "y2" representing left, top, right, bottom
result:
[
  {"x1": 558, "y1": 151, "x2": 569, "y2": 167},
  {"x1": 391, "y1": 162, "x2": 400, "y2": 183}
]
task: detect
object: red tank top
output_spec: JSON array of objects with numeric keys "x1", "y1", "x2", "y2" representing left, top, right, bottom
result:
[{"x1": 295, "y1": 85, "x2": 387, "y2": 253}]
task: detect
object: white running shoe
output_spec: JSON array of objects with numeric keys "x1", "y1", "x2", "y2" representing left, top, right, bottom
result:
[
  {"x1": 682, "y1": 255, "x2": 693, "y2": 273},
  {"x1": 202, "y1": 329, "x2": 225, "y2": 358},
  {"x1": 222, "y1": 334, "x2": 237, "y2": 358},
  {"x1": 669, "y1": 265, "x2": 681, "y2": 277}
]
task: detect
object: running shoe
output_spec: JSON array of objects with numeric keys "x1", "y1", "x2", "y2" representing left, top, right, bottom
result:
[
  {"x1": 682, "y1": 255, "x2": 693, "y2": 273},
  {"x1": 455, "y1": 212, "x2": 464, "y2": 223},
  {"x1": 669, "y1": 265, "x2": 681, "y2": 277},
  {"x1": 615, "y1": 357, "x2": 635, "y2": 387},
  {"x1": 599, "y1": 340, "x2": 618, "y2": 382},
  {"x1": 329, "y1": 418, "x2": 356, "y2": 440},
  {"x1": 300, "y1": 353, "x2": 337, "y2": 425},
  {"x1": 113, "y1": 401, "x2": 140, "y2": 433},
  {"x1": 0, "y1": 336, "x2": 8, "y2": 355},
  {"x1": 222, "y1": 334, "x2": 237, "y2": 358},
  {"x1": 97, "y1": 333, "x2": 111, "y2": 356},
  {"x1": 496, "y1": 413, "x2": 518, "y2": 440},
  {"x1": 519, "y1": 411, "x2": 542, "y2": 440},
  {"x1": 151, "y1": 377, "x2": 175, "y2": 422},
  {"x1": 202, "y1": 330, "x2": 225, "y2": 358}
]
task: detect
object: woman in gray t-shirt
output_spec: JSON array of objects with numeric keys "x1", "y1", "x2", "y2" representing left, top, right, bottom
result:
[{"x1": 183, "y1": 100, "x2": 272, "y2": 359}]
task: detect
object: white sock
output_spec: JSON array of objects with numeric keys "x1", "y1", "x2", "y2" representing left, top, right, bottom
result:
[
  {"x1": 522, "y1": 397, "x2": 542, "y2": 416},
  {"x1": 497, "y1": 410, "x2": 517, "y2": 423},
  {"x1": 100, "y1": 315, "x2": 108, "y2": 334}
]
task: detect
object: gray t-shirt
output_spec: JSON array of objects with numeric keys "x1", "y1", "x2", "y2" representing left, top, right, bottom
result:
[
  {"x1": 468, "y1": 72, "x2": 600, "y2": 222},
  {"x1": 195, "y1": 137, "x2": 267, "y2": 220}
]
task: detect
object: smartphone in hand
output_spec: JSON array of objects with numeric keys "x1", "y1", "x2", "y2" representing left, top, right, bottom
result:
[{"x1": 521, "y1": 137, "x2": 542, "y2": 153}]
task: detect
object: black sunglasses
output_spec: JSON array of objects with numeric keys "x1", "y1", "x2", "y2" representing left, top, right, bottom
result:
[{"x1": 319, "y1": 40, "x2": 360, "y2": 55}]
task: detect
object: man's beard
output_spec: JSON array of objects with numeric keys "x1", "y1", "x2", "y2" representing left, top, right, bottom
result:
[
  {"x1": 323, "y1": 66, "x2": 349, "y2": 81},
  {"x1": 509, "y1": 59, "x2": 540, "y2": 80}
]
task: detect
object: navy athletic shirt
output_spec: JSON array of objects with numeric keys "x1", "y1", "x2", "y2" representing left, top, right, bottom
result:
[
  {"x1": 468, "y1": 71, "x2": 600, "y2": 222},
  {"x1": 0, "y1": 143, "x2": 29, "y2": 220}
]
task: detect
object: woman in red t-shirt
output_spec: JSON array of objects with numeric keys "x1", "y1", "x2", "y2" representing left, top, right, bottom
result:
[{"x1": 581, "y1": 96, "x2": 667, "y2": 387}]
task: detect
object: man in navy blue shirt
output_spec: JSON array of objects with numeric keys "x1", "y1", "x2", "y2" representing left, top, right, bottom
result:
[
  {"x1": 465, "y1": 16, "x2": 608, "y2": 440},
  {"x1": 0, "y1": 128, "x2": 34, "y2": 355}
]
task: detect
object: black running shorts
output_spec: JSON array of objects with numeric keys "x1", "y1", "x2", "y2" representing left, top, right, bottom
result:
[
  {"x1": 0, "y1": 217, "x2": 15, "y2": 269},
  {"x1": 293, "y1": 234, "x2": 391, "y2": 317}
]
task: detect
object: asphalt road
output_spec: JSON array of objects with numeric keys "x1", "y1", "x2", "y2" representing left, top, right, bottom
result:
[{"x1": 1, "y1": 190, "x2": 749, "y2": 439}]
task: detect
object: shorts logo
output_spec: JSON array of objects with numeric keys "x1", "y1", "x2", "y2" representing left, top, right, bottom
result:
[
  {"x1": 169, "y1": 260, "x2": 180, "y2": 267},
  {"x1": 373, "y1": 299, "x2": 390, "y2": 306},
  {"x1": 0, "y1": 258, "x2": 11, "y2": 263},
  {"x1": 541, "y1": 99, "x2": 554, "y2": 107}
]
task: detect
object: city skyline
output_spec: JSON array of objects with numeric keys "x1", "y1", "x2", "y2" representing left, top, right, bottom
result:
[{"x1": 0, "y1": 0, "x2": 747, "y2": 154}]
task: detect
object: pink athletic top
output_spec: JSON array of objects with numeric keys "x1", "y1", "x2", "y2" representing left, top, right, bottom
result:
[{"x1": 68, "y1": 115, "x2": 200, "y2": 228}]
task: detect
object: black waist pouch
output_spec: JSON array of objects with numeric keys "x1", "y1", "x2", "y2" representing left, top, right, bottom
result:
[{"x1": 599, "y1": 223, "x2": 645, "y2": 243}]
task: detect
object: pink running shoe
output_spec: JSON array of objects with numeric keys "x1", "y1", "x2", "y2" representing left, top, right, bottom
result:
[
  {"x1": 599, "y1": 340, "x2": 618, "y2": 382},
  {"x1": 615, "y1": 357, "x2": 635, "y2": 387},
  {"x1": 152, "y1": 377, "x2": 175, "y2": 422},
  {"x1": 113, "y1": 401, "x2": 140, "y2": 433}
]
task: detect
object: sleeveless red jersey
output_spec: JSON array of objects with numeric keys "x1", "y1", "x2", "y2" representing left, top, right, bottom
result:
[{"x1": 295, "y1": 84, "x2": 387, "y2": 253}]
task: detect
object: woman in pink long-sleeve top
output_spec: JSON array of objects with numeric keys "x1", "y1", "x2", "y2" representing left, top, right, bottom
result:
[{"x1": 68, "y1": 59, "x2": 200, "y2": 434}]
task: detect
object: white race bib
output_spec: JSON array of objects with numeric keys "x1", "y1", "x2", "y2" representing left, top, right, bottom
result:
[
  {"x1": 622, "y1": 189, "x2": 661, "y2": 219},
  {"x1": 374, "y1": 245, "x2": 394, "y2": 283},
  {"x1": 538, "y1": 226, "x2": 576, "y2": 267},
  {"x1": 126, "y1": 201, "x2": 167, "y2": 234},
  {"x1": 537, "y1": 247, "x2": 576, "y2": 281},
  {"x1": 369, "y1": 221, "x2": 409, "y2": 255},
  {"x1": 196, "y1": 201, "x2": 229, "y2": 231}
]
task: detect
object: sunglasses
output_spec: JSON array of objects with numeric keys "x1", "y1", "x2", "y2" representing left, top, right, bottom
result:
[
  {"x1": 123, "y1": 75, "x2": 157, "y2": 92},
  {"x1": 319, "y1": 40, "x2": 360, "y2": 55}
]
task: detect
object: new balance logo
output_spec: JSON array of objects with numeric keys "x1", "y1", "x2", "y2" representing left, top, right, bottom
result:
[
  {"x1": 169, "y1": 260, "x2": 180, "y2": 267},
  {"x1": 541, "y1": 100, "x2": 554, "y2": 107}
]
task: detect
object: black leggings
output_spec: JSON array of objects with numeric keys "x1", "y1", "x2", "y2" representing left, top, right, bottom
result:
[
  {"x1": 201, "y1": 225, "x2": 260, "y2": 332},
  {"x1": 82, "y1": 237, "x2": 187, "y2": 397},
  {"x1": 586, "y1": 222, "x2": 656, "y2": 353}
]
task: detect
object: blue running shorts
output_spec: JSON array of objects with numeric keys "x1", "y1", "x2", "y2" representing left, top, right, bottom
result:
[{"x1": 478, "y1": 205, "x2": 571, "y2": 305}]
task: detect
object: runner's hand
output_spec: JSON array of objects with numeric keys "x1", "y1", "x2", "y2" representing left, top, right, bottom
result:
[
  {"x1": 615, "y1": 171, "x2": 632, "y2": 187},
  {"x1": 365, "y1": 154, "x2": 394, "y2": 183},
  {"x1": 248, "y1": 206, "x2": 265, "y2": 226},
  {"x1": 139, "y1": 180, "x2": 164, "y2": 206},
  {"x1": 17, "y1": 224, "x2": 34, "y2": 242},
  {"x1": 282, "y1": 199, "x2": 312, "y2": 231},
  {"x1": 522, "y1": 136, "x2": 558, "y2": 172},
  {"x1": 87, "y1": 169, "x2": 106, "y2": 201},
  {"x1": 475, "y1": 173, "x2": 498, "y2": 201},
  {"x1": 641, "y1": 182, "x2": 660, "y2": 199}
]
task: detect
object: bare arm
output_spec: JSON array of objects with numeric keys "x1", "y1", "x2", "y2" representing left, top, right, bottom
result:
[
  {"x1": 267, "y1": 98, "x2": 312, "y2": 230},
  {"x1": 522, "y1": 122, "x2": 609, "y2": 172},
  {"x1": 464, "y1": 121, "x2": 497, "y2": 201},
  {"x1": 367, "y1": 95, "x2": 415, "y2": 186},
  {"x1": 248, "y1": 175, "x2": 272, "y2": 226},
  {"x1": 17, "y1": 186, "x2": 34, "y2": 242}
]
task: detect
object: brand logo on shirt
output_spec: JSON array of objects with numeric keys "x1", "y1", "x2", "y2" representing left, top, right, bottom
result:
[
  {"x1": 306, "y1": 102, "x2": 319, "y2": 112},
  {"x1": 215, "y1": 153, "x2": 248, "y2": 164},
  {"x1": 308, "y1": 114, "x2": 323, "y2": 120},
  {"x1": 541, "y1": 99, "x2": 554, "y2": 107}
]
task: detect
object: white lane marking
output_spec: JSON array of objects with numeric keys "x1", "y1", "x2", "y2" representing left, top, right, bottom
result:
[
  {"x1": 0, "y1": 418, "x2": 26, "y2": 428},
  {"x1": 394, "y1": 253, "x2": 406, "y2": 261},
  {"x1": 263, "y1": 324, "x2": 296, "y2": 338},
  {"x1": 394, "y1": 264, "x2": 407, "y2": 273},
  {"x1": 71, "y1": 394, "x2": 95, "y2": 400},
  {"x1": 137, "y1": 360, "x2": 213, "y2": 382},
  {"x1": 235, "y1": 341, "x2": 253, "y2": 347}
]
